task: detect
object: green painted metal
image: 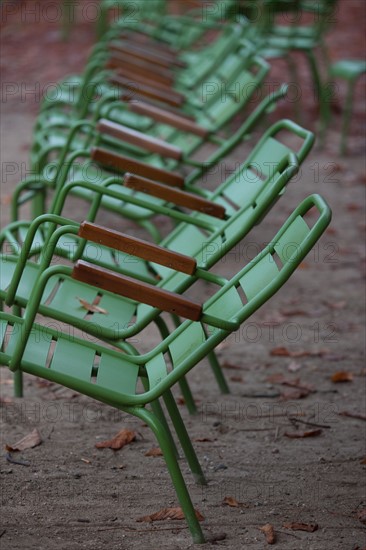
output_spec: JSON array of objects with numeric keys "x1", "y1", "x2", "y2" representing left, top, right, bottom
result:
[
  {"x1": 329, "y1": 60, "x2": 366, "y2": 155},
  {"x1": 0, "y1": 194, "x2": 331, "y2": 543}
]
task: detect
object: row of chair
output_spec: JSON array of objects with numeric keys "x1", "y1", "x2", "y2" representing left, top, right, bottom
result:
[{"x1": 1, "y1": 2, "x2": 332, "y2": 543}]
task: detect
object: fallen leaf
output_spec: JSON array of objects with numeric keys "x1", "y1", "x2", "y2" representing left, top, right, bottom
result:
[
  {"x1": 280, "y1": 309, "x2": 309, "y2": 317},
  {"x1": 288, "y1": 361, "x2": 303, "y2": 372},
  {"x1": 280, "y1": 389, "x2": 311, "y2": 401},
  {"x1": 323, "y1": 300, "x2": 347, "y2": 310},
  {"x1": 339, "y1": 411, "x2": 366, "y2": 421},
  {"x1": 283, "y1": 522, "x2": 318, "y2": 532},
  {"x1": 137, "y1": 507, "x2": 204, "y2": 523},
  {"x1": 347, "y1": 203, "x2": 362, "y2": 211},
  {"x1": 356, "y1": 510, "x2": 366, "y2": 525},
  {"x1": 95, "y1": 429, "x2": 136, "y2": 450},
  {"x1": 360, "y1": 457, "x2": 366, "y2": 464},
  {"x1": 144, "y1": 447, "x2": 163, "y2": 457},
  {"x1": 0, "y1": 194, "x2": 12, "y2": 205},
  {"x1": 230, "y1": 375, "x2": 243, "y2": 383},
  {"x1": 266, "y1": 374, "x2": 315, "y2": 392},
  {"x1": 222, "y1": 362, "x2": 242, "y2": 370},
  {"x1": 5, "y1": 428, "x2": 42, "y2": 452},
  {"x1": 284, "y1": 429, "x2": 322, "y2": 439},
  {"x1": 270, "y1": 346, "x2": 316, "y2": 358},
  {"x1": 224, "y1": 496, "x2": 240, "y2": 508},
  {"x1": 193, "y1": 437, "x2": 213, "y2": 442},
  {"x1": 331, "y1": 371, "x2": 354, "y2": 383},
  {"x1": 76, "y1": 297, "x2": 108, "y2": 314},
  {"x1": 260, "y1": 523, "x2": 276, "y2": 544}
]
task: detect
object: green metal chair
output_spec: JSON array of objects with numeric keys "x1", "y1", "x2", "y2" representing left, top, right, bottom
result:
[
  {"x1": 246, "y1": 0, "x2": 338, "y2": 140},
  {"x1": 35, "y1": 19, "x2": 249, "y2": 135},
  {"x1": 328, "y1": 60, "x2": 366, "y2": 155},
  {"x1": 19, "y1": 87, "x2": 286, "y2": 233},
  {"x1": 2, "y1": 118, "x2": 314, "y2": 399},
  {"x1": 0, "y1": 194, "x2": 332, "y2": 544},
  {"x1": 32, "y1": 32, "x2": 265, "y2": 174}
]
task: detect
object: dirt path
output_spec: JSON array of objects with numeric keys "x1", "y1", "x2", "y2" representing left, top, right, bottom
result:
[{"x1": 0, "y1": 2, "x2": 365, "y2": 549}]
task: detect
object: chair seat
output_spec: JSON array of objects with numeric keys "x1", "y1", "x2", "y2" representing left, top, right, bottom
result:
[{"x1": 329, "y1": 60, "x2": 366, "y2": 81}]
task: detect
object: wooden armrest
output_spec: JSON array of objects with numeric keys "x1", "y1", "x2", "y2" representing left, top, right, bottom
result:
[
  {"x1": 72, "y1": 260, "x2": 203, "y2": 321},
  {"x1": 91, "y1": 147, "x2": 184, "y2": 188},
  {"x1": 110, "y1": 74, "x2": 185, "y2": 108},
  {"x1": 119, "y1": 30, "x2": 179, "y2": 57},
  {"x1": 108, "y1": 64, "x2": 178, "y2": 97},
  {"x1": 125, "y1": 174, "x2": 226, "y2": 219},
  {"x1": 109, "y1": 41, "x2": 186, "y2": 69},
  {"x1": 107, "y1": 54, "x2": 174, "y2": 87},
  {"x1": 97, "y1": 119, "x2": 183, "y2": 161},
  {"x1": 129, "y1": 102, "x2": 209, "y2": 138},
  {"x1": 78, "y1": 222, "x2": 197, "y2": 274}
]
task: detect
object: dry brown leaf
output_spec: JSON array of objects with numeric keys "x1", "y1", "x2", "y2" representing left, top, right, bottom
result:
[
  {"x1": 356, "y1": 509, "x2": 366, "y2": 525},
  {"x1": 283, "y1": 521, "x2": 318, "y2": 532},
  {"x1": 95, "y1": 429, "x2": 136, "y2": 450},
  {"x1": 193, "y1": 437, "x2": 213, "y2": 442},
  {"x1": 5, "y1": 428, "x2": 42, "y2": 452},
  {"x1": 77, "y1": 297, "x2": 108, "y2": 314},
  {"x1": 360, "y1": 457, "x2": 366, "y2": 464},
  {"x1": 222, "y1": 362, "x2": 242, "y2": 370},
  {"x1": 280, "y1": 309, "x2": 309, "y2": 317},
  {"x1": 0, "y1": 194, "x2": 12, "y2": 205},
  {"x1": 144, "y1": 447, "x2": 163, "y2": 457},
  {"x1": 284, "y1": 429, "x2": 322, "y2": 439},
  {"x1": 270, "y1": 347, "x2": 326, "y2": 358},
  {"x1": 223, "y1": 496, "x2": 239, "y2": 507},
  {"x1": 137, "y1": 507, "x2": 204, "y2": 523},
  {"x1": 280, "y1": 389, "x2": 311, "y2": 401},
  {"x1": 260, "y1": 523, "x2": 276, "y2": 544},
  {"x1": 230, "y1": 375, "x2": 243, "y2": 383},
  {"x1": 331, "y1": 371, "x2": 354, "y2": 383},
  {"x1": 339, "y1": 411, "x2": 366, "y2": 421}
]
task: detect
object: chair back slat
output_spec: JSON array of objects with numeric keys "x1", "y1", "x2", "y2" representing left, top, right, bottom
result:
[{"x1": 274, "y1": 215, "x2": 311, "y2": 264}]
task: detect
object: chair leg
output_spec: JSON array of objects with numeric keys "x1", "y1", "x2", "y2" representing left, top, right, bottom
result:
[
  {"x1": 133, "y1": 406, "x2": 206, "y2": 544},
  {"x1": 340, "y1": 80, "x2": 356, "y2": 156},
  {"x1": 306, "y1": 50, "x2": 329, "y2": 147},
  {"x1": 207, "y1": 350, "x2": 230, "y2": 394},
  {"x1": 155, "y1": 316, "x2": 198, "y2": 415},
  {"x1": 12, "y1": 304, "x2": 23, "y2": 397},
  {"x1": 13, "y1": 369, "x2": 23, "y2": 398},
  {"x1": 286, "y1": 53, "x2": 303, "y2": 124},
  {"x1": 163, "y1": 388, "x2": 207, "y2": 485},
  {"x1": 140, "y1": 375, "x2": 180, "y2": 459}
]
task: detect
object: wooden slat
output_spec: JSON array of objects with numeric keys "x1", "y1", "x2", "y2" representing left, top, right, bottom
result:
[
  {"x1": 108, "y1": 54, "x2": 174, "y2": 87},
  {"x1": 110, "y1": 74, "x2": 185, "y2": 108},
  {"x1": 78, "y1": 221, "x2": 197, "y2": 275},
  {"x1": 91, "y1": 147, "x2": 184, "y2": 188},
  {"x1": 125, "y1": 174, "x2": 226, "y2": 219},
  {"x1": 72, "y1": 261, "x2": 203, "y2": 321},
  {"x1": 108, "y1": 63, "x2": 176, "y2": 93},
  {"x1": 129, "y1": 102, "x2": 209, "y2": 138},
  {"x1": 109, "y1": 41, "x2": 186, "y2": 68},
  {"x1": 97, "y1": 119, "x2": 183, "y2": 161}
]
